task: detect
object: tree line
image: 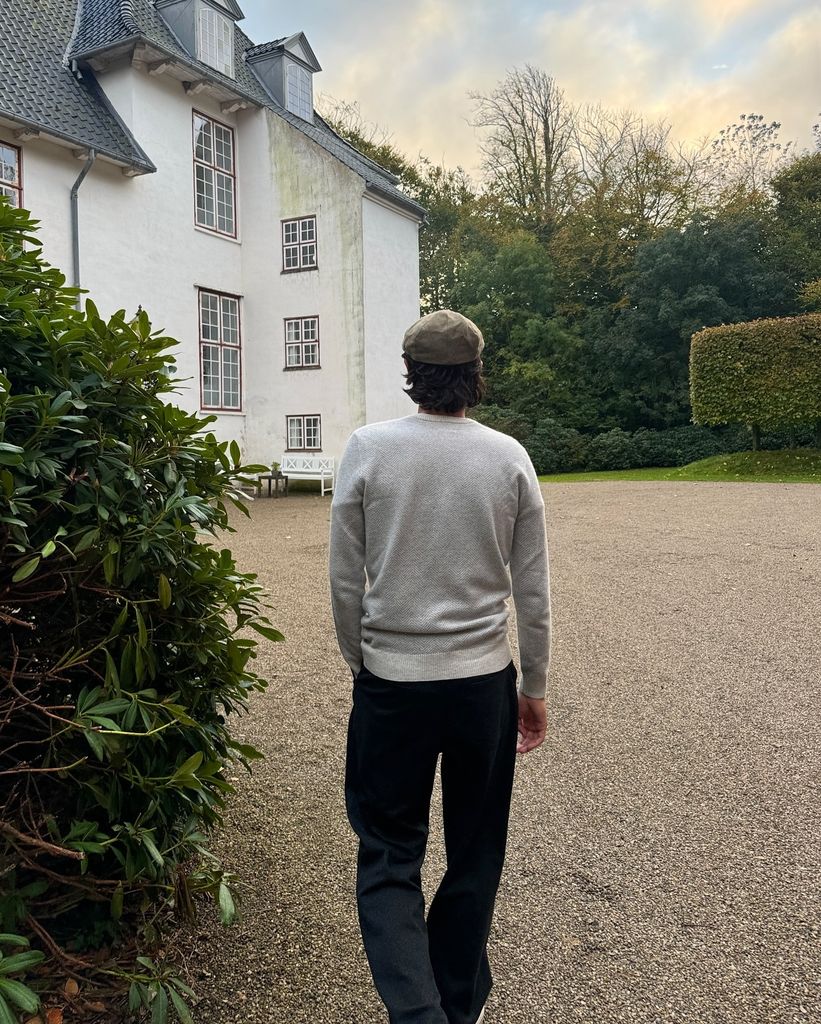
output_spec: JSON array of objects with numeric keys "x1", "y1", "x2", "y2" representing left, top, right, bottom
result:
[{"x1": 323, "y1": 69, "x2": 821, "y2": 470}]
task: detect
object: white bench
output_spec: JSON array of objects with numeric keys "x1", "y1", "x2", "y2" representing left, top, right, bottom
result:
[{"x1": 280, "y1": 455, "x2": 335, "y2": 496}]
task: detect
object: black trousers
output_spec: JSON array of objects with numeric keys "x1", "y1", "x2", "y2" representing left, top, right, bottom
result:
[{"x1": 345, "y1": 661, "x2": 519, "y2": 1024}]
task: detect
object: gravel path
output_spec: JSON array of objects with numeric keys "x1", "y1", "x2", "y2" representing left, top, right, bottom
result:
[{"x1": 173, "y1": 482, "x2": 820, "y2": 1024}]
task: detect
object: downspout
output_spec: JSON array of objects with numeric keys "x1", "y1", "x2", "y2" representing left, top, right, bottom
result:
[{"x1": 70, "y1": 148, "x2": 96, "y2": 307}]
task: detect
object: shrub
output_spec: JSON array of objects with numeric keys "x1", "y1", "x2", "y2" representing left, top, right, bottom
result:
[
  {"x1": 470, "y1": 403, "x2": 533, "y2": 443},
  {"x1": 584, "y1": 428, "x2": 640, "y2": 471},
  {"x1": 690, "y1": 314, "x2": 821, "y2": 437},
  {"x1": 633, "y1": 425, "x2": 724, "y2": 467},
  {"x1": 524, "y1": 418, "x2": 587, "y2": 474},
  {"x1": 0, "y1": 201, "x2": 276, "y2": 1018}
]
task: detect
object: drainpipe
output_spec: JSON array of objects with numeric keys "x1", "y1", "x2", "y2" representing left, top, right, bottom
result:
[{"x1": 70, "y1": 148, "x2": 96, "y2": 307}]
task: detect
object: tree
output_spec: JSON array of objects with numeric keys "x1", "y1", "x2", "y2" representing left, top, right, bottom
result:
[
  {"x1": 455, "y1": 233, "x2": 595, "y2": 425},
  {"x1": 585, "y1": 209, "x2": 794, "y2": 430},
  {"x1": 707, "y1": 113, "x2": 796, "y2": 198},
  {"x1": 769, "y1": 152, "x2": 821, "y2": 288},
  {"x1": 470, "y1": 66, "x2": 578, "y2": 238}
]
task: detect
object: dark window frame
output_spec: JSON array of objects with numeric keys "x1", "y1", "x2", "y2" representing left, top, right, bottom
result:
[
  {"x1": 198, "y1": 287, "x2": 243, "y2": 412},
  {"x1": 192, "y1": 110, "x2": 237, "y2": 239},
  {"x1": 284, "y1": 315, "x2": 321, "y2": 370},
  {"x1": 281, "y1": 215, "x2": 317, "y2": 273},
  {"x1": 0, "y1": 140, "x2": 22, "y2": 208},
  {"x1": 285, "y1": 413, "x2": 322, "y2": 451}
]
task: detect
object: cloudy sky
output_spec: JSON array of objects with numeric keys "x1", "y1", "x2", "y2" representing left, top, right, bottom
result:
[{"x1": 241, "y1": 0, "x2": 820, "y2": 176}]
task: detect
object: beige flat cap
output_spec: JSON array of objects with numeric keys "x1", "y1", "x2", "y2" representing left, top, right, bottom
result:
[{"x1": 402, "y1": 309, "x2": 485, "y2": 365}]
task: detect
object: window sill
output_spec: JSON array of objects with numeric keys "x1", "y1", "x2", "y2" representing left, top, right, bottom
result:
[
  {"x1": 200, "y1": 409, "x2": 246, "y2": 417},
  {"x1": 195, "y1": 225, "x2": 242, "y2": 246},
  {"x1": 285, "y1": 449, "x2": 323, "y2": 453},
  {"x1": 283, "y1": 365, "x2": 322, "y2": 371},
  {"x1": 281, "y1": 266, "x2": 318, "y2": 275}
]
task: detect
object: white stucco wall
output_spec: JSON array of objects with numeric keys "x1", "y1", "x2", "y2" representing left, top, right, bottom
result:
[
  {"x1": 1, "y1": 57, "x2": 422, "y2": 466},
  {"x1": 238, "y1": 108, "x2": 367, "y2": 465},
  {"x1": 362, "y1": 196, "x2": 420, "y2": 424}
]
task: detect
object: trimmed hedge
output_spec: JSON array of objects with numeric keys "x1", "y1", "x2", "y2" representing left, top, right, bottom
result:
[{"x1": 690, "y1": 313, "x2": 821, "y2": 430}]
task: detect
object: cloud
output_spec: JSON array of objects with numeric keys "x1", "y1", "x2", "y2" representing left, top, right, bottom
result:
[
  {"x1": 658, "y1": 7, "x2": 820, "y2": 149},
  {"x1": 241, "y1": 0, "x2": 819, "y2": 174}
]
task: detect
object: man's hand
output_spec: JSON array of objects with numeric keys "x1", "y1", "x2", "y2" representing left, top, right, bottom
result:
[{"x1": 517, "y1": 694, "x2": 547, "y2": 754}]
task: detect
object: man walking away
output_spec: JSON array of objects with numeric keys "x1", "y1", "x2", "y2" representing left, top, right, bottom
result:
[{"x1": 329, "y1": 309, "x2": 551, "y2": 1024}]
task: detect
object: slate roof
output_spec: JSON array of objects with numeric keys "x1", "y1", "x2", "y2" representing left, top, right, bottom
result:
[
  {"x1": 244, "y1": 38, "x2": 288, "y2": 59},
  {"x1": 0, "y1": 0, "x2": 155, "y2": 171}
]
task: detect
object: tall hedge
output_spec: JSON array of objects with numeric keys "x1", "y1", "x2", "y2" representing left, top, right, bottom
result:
[
  {"x1": 0, "y1": 200, "x2": 276, "y2": 1021},
  {"x1": 690, "y1": 314, "x2": 821, "y2": 435}
]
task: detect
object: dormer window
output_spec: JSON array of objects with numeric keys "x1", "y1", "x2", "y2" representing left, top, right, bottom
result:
[
  {"x1": 198, "y1": 2, "x2": 234, "y2": 78},
  {"x1": 286, "y1": 62, "x2": 312, "y2": 120},
  {"x1": 244, "y1": 32, "x2": 321, "y2": 121}
]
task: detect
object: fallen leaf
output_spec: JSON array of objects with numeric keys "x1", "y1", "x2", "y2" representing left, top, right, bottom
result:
[
  {"x1": 46, "y1": 1010, "x2": 63, "y2": 1024},
  {"x1": 64, "y1": 979, "x2": 80, "y2": 997}
]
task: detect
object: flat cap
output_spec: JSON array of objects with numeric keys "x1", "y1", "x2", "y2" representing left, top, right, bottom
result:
[{"x1": 402, "y1": 309, "x2": 484, "y2": 366}]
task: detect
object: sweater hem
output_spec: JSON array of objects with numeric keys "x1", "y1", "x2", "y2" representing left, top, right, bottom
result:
[{"x1": 360, "y1": 638, "x2": 513, "y2": 683}]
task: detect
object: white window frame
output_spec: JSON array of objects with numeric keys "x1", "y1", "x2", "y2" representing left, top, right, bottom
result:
[
  {"x1": 199, "y1": 289, "x2": 242, "y2": 411},
  {"x1": 282, "y1": 216, "x2": 317, "y2": 271},
  {"x1": 284, "y1": 317, "x2": 320, "y2": 369},
  {"x1": 286, "y1": 62, "x2": 313, "y2": 120},
  {"x1": 197, "y1": 3, "x2": 234, "y2": 78},
  {"x1": 0, "y1": 142, "x2": 22, "y2": 208},
  {"x1": 286, "y1": 414, "x2": 321, "y2": 451},
  {"x1": 193, "y1": 111, "x2": 236, "y2": 237}
]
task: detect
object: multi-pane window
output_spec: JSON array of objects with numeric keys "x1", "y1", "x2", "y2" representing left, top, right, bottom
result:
[
  {"x1": 199, "y1": 290, "x2": 241, "y2": 410},
  {"x1": 193, "y1": 112, "x2": 236, "y2": 236},
  {"x1": 282, "y1": 216, "x2": 317, "y2": 271},
  {"x1": 285, "y1": 317, "x2": 320, "y2": 368},
  {"x1": 198, "y1": 3, "x2": 234, "y2": 77},
  {"x1": 287, "y1": 415, "x2": 321, "y2": 451},
  {"x1": 0, "y1": 143, "x2": 21, "y2": 207},
  {"x1": 286, "y1": 63, "x2": 313, "y2": 120}
]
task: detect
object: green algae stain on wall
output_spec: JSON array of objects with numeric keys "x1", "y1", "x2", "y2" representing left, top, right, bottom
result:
[{"x1": 264, "y1": 111, "x2": 366, "y2": 427}]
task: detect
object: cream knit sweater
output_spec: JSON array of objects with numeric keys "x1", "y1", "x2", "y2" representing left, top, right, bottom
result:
[{"x1": 329, "y1": 412, "x2": 551, "y2": 698}]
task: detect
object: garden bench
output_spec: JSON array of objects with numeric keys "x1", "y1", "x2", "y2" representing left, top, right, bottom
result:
[{"x1": 280, "y1": 454, "x2": 335, "y2": 496}]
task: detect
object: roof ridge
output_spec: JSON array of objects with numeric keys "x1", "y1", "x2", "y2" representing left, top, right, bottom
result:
[
  {"x1": 64, "y1": 0, "x2": 85, "y2": 66},
  {"x1": 119, "y1": 0, "x2": 142, "y2": 35}
]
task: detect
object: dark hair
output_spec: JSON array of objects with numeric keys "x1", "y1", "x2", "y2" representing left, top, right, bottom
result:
[{"x1": 402, "y1": 355, "x2": 486, "y2": 413}]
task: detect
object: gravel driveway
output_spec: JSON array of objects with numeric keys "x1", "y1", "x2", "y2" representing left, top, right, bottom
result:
[{"x1": 173, "y1": 482, "x2": 820, "y2": 1024}]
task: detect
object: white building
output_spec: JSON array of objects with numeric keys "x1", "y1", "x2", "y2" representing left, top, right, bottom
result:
[{"x1": 0, "y1": 0, "x2": 424, "y2": 465}]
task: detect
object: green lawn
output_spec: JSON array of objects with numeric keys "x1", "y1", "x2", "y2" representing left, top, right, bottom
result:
[{"x1": 539, "y1": 449, "x2": 821, "y2": 484}]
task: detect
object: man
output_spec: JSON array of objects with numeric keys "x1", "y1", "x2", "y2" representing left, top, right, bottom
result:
[{"x1": 329, "y1": 309, "x2": 551, "y2": 1024}]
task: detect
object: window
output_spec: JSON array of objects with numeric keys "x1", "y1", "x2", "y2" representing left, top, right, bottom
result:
[
  {"x1": 193, "y1": 112, "x2": 236, "y2": 236},
  {"x1": 0, "y1": 143, "x2": 21, "y2": 207},
  {"x1": 286, "y1": 415, "x2": 321, "y2": 451},
  {"x1": 199, "y1": 289, "x2": 241, "y2": 410},
  {"x1": 284, "y1": 317, "x2": 320, "y2": 368},
  {"x1": 286, "y1": 62, "x2": 313, "y2": 120},
  {"x1": 198, "y1": 3, "x2": 234, "y2": 77},
  {"x1": 282, "y1": 216, "x2": 316, "y2": 271}
]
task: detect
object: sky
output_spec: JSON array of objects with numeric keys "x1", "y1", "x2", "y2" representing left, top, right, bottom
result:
[{"x1": 240, "y1": 0, "x2": 820, "y2": 177}]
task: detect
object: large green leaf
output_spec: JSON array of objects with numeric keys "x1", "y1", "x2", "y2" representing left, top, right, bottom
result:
[
  {"x1": 0, "y1": 950, "x2": 45, "y2": 975},
  {"x1": 0, "y1": 978, "x2": 39, "y2": 1013}
]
